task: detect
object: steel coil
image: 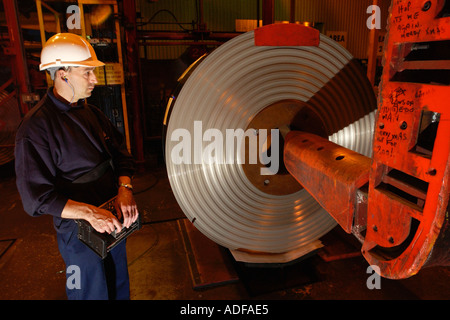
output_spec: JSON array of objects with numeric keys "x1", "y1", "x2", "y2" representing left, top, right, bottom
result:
[{"x1": 165, "y1": 28, "x2": 376, "y2": 255}]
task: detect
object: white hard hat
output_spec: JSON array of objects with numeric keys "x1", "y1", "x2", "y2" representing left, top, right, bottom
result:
[{"x1": 39, "y1": 33, "x2": 105, "y2": 71}]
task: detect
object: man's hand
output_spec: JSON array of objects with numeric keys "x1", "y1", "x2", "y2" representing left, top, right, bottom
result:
[
  {"x1": 87, "y1": 207, "x2": 123, "y2": 234},
  {"x1": 61, "y1": 199, "x2": 123, "y2": 234},
  {"x1": 116, "y1": 185, "x2": 139, "y2": 228}
]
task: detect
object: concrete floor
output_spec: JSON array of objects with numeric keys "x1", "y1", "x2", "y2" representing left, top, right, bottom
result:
[{"x1": 1, "y1": 160, "x2": 449, "y2": 301}]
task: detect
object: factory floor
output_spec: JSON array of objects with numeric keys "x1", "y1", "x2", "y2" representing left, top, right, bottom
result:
[{"x1": 1, "y1": 160, "x2": 449, "y2": 303}]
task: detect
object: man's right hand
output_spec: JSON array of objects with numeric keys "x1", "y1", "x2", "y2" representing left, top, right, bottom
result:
[
  {"x1": 86, "y1": 207, "x2": 123, "y2": 234},
  {"x1": 61, "y1": 199, "x2": 123, "y2": 234}
]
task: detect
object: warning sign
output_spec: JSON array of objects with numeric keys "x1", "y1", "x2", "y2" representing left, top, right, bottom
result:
[
  {"x1": 326, "y1": 31, "x2": 348, "y2": 49},
  {"x1": 94, "y1": 63, "x2": 124, "y2": 85}
]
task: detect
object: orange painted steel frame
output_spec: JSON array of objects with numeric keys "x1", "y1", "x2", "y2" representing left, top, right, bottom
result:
[
  {"x1": 283, "y1": 0, "x2": 450, "y2": 279},
  {"x1": 363, "y1": 0, "x2": 450, "y2": 279}
]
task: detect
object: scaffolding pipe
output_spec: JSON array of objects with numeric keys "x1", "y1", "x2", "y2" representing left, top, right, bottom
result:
[{"x1": 123, "y1": 0, "x2": 145, "y2": 168}]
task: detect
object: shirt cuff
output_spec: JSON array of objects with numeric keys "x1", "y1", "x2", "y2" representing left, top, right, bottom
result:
[{"x1": 39, "y1": 195, "x2": 69, "y2": 218}]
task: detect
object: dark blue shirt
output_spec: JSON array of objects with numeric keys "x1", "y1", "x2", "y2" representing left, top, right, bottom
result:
[{"x1": 15, "y1": 88, "x2": 135, "y2": 232}]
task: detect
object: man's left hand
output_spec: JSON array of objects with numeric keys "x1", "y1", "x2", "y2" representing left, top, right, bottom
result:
[{"x1": 116, "y1": 186, "x2": 139, "y2": 228}]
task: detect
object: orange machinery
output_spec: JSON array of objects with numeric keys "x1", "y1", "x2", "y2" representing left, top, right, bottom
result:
[{"x1": 284, "y1": 0, "x2": 450, "y2": 279}]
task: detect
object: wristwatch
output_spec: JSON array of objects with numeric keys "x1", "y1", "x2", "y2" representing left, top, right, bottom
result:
[{"x1": 119, "y1": 183, "x2": 133, "y2": 191}]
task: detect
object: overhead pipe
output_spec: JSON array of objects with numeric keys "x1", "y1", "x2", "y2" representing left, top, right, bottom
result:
[
  {"x1": 138, "y1": 0, "x2": 274, "y2": 44},
  {"x1": 137, "y1": 31, "x2": 242, "y2": 41},
  {"x1": 139, "y1": 41, "x2": 225, "y2": 47}
]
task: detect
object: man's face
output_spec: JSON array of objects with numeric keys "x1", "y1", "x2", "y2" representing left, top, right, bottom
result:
[{"x1": 67, "y1": 66, "x2": 98, "y2": 100}]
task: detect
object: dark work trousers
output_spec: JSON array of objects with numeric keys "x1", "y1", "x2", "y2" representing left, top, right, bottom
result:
[
  {"x1": 55, "y1": 165, "x2": 130, "y2": 299},
  {"x1": 57, "y1": 224, "x2": 130, "y2": 300}
]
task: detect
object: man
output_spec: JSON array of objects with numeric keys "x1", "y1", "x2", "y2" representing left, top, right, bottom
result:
[{"x1": 15, "y1": 33, "x2": 139, "y2": 299}]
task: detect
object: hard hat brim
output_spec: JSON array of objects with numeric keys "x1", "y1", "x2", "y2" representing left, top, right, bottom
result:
[{"x1": 39, "y1": 59, "x2": 105, "y2": 71}]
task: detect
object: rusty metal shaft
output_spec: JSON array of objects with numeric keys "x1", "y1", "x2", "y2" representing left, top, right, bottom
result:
[{"x1": 284, "y1": 131, "x2": 371, "y2": 235}]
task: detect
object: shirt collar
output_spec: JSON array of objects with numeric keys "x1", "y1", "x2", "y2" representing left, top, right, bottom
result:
[{"x1": 47, "y1": 87, "x2": 85, "y2": 112}]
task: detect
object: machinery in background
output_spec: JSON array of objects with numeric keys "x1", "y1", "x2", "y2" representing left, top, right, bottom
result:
[
  {"x1": 0, "y1": 0, "x2": 136, "y2": 164},
  {"x1": 0, "y1": 0, "x2": 34, "y2": 165},
  {"x1": 284, "y1": 0, "x2": 450, "y2": 279},
  {"x1": 165, "y1": 0, "x2": 450, "y2": 279}
]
